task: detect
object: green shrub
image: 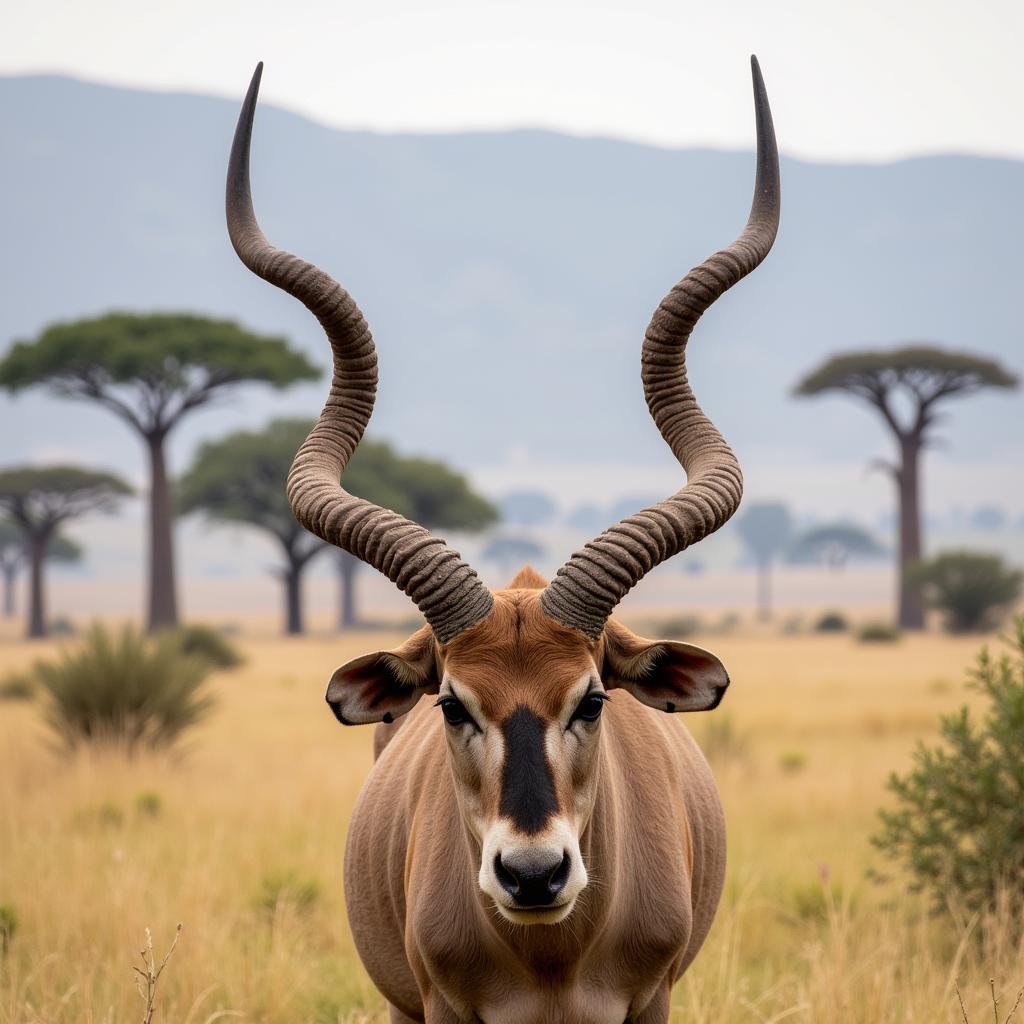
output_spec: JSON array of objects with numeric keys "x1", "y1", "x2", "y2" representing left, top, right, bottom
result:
[
  {"x1": 35, "y1": 624, "x2": 215, "y2": 755},
  {"x1": 814, "y1": 610, "x2": 848, "y2": 633},
  {"x1": 779, "y1": 750, "x2": 807, "y2": 774},
  {"x1": 856, "y1": 621, "x2": 900, "y2": 643},
  {"x1": 256, "y1": 871, "x2": 321, "y2": 917},
  {"x1": 135, "y1": 791, "x2": 163, "y2": 818},
  {"x1": 872, "y1": 619, "x2": 1024, "y2": 917},
  {"x1": 0, "y1": 903, "x2": 16, "y2": 955},
  {"x1": 912, "y1": 550, "x2": 1023, "y2": 633},
  {"x1": 166, "y1": 623, "x2": 244, "y2": 670},
  {"x1": 0, "y1": 671, "x2": 36, "y2": 701}
]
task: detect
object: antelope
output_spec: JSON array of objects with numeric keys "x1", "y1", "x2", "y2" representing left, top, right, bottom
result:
[{"x1": 227, "y1": 56, "x2": 779, "y2": 1024}]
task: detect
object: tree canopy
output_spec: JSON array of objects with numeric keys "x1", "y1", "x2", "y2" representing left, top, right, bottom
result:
[
  {"x1": 794, "y1": 346, "x2": 1018, "y2": 438},
  {"x1": 0, "y1": 466, "x2": 132, "y2": 531},
  {"x1": 0, "y1": 313, "x2": 320, "y2": 435},
  {"x1": 788, "y1": 523, "x2": 886, "y2": 567},
  {"x1": 180, "y1": 420, "x2": 498, "y2": 535},
  {"x1": 735, "y1": 502, "x2": 794, "y2": 564}
]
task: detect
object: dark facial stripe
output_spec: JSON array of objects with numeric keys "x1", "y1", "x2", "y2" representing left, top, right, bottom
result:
[{"x1": 499, "y1": 706, "x2": 558, "y2": 835}]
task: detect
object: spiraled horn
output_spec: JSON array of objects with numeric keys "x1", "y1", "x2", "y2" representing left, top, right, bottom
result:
[
  {"x1": 226, "y1": 63, "x2": 493, "y2": 644},
  {"x1": 541, "y1": 56, "x2": 781, "y2": 638}
]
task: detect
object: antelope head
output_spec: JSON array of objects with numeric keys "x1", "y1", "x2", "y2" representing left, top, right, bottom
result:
[{"x1": 226, "y1": 58, "x2": 779, "y2": 925}]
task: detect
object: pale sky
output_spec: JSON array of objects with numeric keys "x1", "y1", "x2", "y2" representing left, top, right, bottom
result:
[{"x1": 4, "y1": 0, "x2": 1023, "y2": 162}]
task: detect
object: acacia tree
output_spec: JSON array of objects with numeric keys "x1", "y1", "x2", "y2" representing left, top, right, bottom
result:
[
  {"x1": 336, "y1": 439, "x2": 498, "y2": 628},
  {"x1": 178, "y1": 419, "x2": 327, "y2": 635},
  {"x1": 0, "y1": 313, "x2": 319, "y2": 630},
  {"x1": 0, "y1": 518, "x2": 82, "y2": 618},
  {"x1": 788, "y1": 523, "x2": 886, "y2": 571},
  {"x1": 735, "y1": 501, "x2": 793, "y2": 621},
  {"x1": 795, "y1": 347, "x2": 1018, "y2": 629},
  {"x1": 0, "y1": 467, "x2": 130, "y2": 637},
  {"x1": 481, "y1": 535, "x2": 546, "y2": 582}
]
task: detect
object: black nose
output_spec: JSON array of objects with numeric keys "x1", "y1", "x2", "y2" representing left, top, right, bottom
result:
[{"x1": 494, "y1": 850, "x2": 571, "y2": 907}]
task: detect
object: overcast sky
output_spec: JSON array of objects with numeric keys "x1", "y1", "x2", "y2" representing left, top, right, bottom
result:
[{"x1": 4, "y1": 0, "x2": 1022, "y2": 162}]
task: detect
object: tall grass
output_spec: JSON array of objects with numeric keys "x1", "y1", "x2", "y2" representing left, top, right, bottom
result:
[{"x1": 0, "y1": 627, "x2": 1022, "y2": 1022}]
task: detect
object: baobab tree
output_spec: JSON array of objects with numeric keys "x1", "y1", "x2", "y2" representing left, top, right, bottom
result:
[
  {"x1": 0, "y1": 518, "x2": 82, "y2": 618},
  {"x1": 0, "y1": 467, "x2": 130, "y2": 637},
  {"x1": 795, "y1": 346, "x2": 1018, "y2": 629},
  {"x1": 0, "y1": 313, "x2": 318, "y2": 630}
]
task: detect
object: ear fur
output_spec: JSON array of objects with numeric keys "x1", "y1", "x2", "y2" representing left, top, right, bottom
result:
[
  {"x1": 601, "y1": 618, "x2": 729, "y2": 713},
  {"x1": 325, "y1": 625, "x2": 439, "y2": 725}
]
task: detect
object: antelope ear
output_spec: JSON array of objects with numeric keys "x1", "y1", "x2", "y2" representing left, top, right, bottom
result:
[
  {"x1": 601, "y1": 619, "x2": 729, "y2": 713},
  {"x1": 325, "y1": 625, "x2": 439, "y2": 725}
]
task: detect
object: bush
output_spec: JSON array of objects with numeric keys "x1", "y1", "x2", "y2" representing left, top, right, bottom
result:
[
  {"x1": 814, "y1": 611, "x2": 848, "y2": 633},
  {"x1": 648, "y1": 615, "x2": 703, "y2": 640},
  {"x1": 856, "y1": 621, "x2": 900, "y2": 643},
  {"x1": 912, "y1": 550, "x2": 1023, "y2": 633},
  {"x1": 135, "y1": 791, "x2": 163, "y2": 818},
  {"x1": 779, "y1": 750, "x2": 807, "y2": 774},
  {"x1": 872, "y1": 619, "x2": 1024, "y2": 917},
  {"x1": 166, "y1": 623, "x2": 244, "y2": 670},
  {"x1": 35, "y1": 624, "x2": 215, "y2": 755},
  {"x1": 0, "y1": 671, "x2": 36, "y2": 701}
]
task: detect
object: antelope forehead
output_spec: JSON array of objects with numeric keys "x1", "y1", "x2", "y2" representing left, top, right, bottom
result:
[{"x1": 442, "y1": 667, "x2": 597, "y2": 722}]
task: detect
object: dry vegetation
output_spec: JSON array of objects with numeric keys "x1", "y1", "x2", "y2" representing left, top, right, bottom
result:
[{"x1": 1, "y1": 620, "x2": 1022, "y2": 1023}]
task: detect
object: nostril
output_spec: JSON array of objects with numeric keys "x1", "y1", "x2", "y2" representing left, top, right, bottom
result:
[
  {"x1": 548, "y1": 851, "x2": 571, "y2": 895},
  {"x1": 494, "y1": 853, "x2": 520, "y2": 896}
]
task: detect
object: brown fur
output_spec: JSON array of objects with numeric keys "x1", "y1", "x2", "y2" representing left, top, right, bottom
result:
[{"x1": 349, "y1": 570, "x2": 727, "y2": 1023}]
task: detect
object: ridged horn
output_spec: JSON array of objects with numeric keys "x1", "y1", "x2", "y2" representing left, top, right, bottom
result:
[
  {"x1": 226, "y1": 63, "x2": 493, "y2": 644},
  {"x1": 541, "y1": 56, "x2": 781, "y2": 638}
]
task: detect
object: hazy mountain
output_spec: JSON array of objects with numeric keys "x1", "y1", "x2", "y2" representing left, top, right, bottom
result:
[{"x1": 1, "y1": 73, "x2": 1022, "y2": 485}]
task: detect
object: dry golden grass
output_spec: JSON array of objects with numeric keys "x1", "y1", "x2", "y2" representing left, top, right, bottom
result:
[{"x1": 1, "y1": 622, "x2": 1022, "y2": 1023}]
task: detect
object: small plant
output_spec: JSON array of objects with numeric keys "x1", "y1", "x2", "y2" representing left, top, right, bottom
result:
[
  {"x1": 133, "y1": 924, "x2": 181, "y2": 1024},
  {"x1": 0, "y1": 671, "x2": 35, "y2": 701},
  {"x1": 856, "y1": 621, "x2": 900, "y2": 643},
  {"x1": 35, "y1": 624, "x2": 215, "y2": 755},
  {"x1": 257, "y1": 871, "x2": 321, "y2": 918},
  {"x1": 873, "y1": 619, "x2": 1024, "y2": 919},
  {"x1": 0, "y1": 903, "x2": 17, "y2": 955},
  {"x1": 955, "y1": 980, "x2": 1023, "y2": 1024},
  {"x1": 135, "y1": 791, "x2": 163, "y2": 818},
  {"x1": 97, "y1": 801, "x2": 124, "y2": 828},
  {"x1": 912, "y1": 550, "x2": 1023, "y2": 633},
  {"x1": 778, "y1": 750, "x2": 807, "y2": 774},
  {"x1": 814, "y1": 610, "x2": 848, "y2": 633},
  {"x1": 166, "y1": 623, "x2": 244, "y2": 670}
]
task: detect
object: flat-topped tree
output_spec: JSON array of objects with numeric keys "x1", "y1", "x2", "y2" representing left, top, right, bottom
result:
[
  {"x1": 0, "y1": 313, "x2": 319, "y2": 631},
  {"x1": 178, "y1": 419, "x2": 328, "y2": 636},
  {"x1": 0, "y1": 467, "x2": 130, "y2": 637},
  {"x1": 794, "y1": 347, "x2": 1018, "y2": 629},
  {"x1": 0, "y1": 518, "x2": 82, "y2": 618}
]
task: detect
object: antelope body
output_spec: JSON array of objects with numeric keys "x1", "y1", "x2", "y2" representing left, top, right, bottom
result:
[{"x1": 226, "y1": 57, "x2": 779, "y2": 1024}]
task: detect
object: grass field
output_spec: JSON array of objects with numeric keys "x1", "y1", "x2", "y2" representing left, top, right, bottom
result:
[{"x1": 1, "y1": 620, "x2": 1022, "y2": 1023}]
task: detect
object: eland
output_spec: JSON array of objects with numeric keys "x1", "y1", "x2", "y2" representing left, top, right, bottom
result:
[{"x1": 226, "y1": 56, "x2": 779, "y2": 1024}]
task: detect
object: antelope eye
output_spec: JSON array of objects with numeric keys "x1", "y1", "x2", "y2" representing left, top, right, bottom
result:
[
  {"x1": 571, "y1": 693, "x2": 609, "y2": 723},
  {"x1": 436, "y1": 697, "x2": 471, "y2": 727}
]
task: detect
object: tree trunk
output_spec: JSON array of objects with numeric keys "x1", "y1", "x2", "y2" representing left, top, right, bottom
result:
[
  {"x1": 146, "y1": 433, "x2": 179, "y2": 631},
  {"x1": 337, "y1": 551, "x2": 361, "y2": 629},
  {"x1": 27, "y1": 534, "x2": 47, "y2": 639},
  {"x1": 756, "y1": 557, "x2": 772, "y2": 622},
  {"x1": 284, "y1": 563, "x2": 303, "y2": 636},
  {"x1": 1, "y1": 562, "x2": 16, "y2": 618},
  {"x1": 897, "y1": 435, "x2": 925, "y2": 630}
]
